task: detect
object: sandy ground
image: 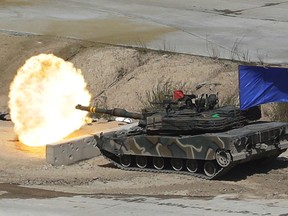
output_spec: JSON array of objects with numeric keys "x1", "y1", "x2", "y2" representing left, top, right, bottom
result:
[{"x1": 0, "y1": 32, "x2": 288, "y2": 200}]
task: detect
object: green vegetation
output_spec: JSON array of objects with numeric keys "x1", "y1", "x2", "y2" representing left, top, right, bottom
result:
[
  {"x1": 219, "y1": 90, "x2": 239, "y2": 106},
  {"x1": 137, "y1": 80, "x2": 187, "y2": 110}
]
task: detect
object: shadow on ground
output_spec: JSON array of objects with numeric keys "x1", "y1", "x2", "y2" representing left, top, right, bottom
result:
[
  {"x1": 221, "y1": 157, "x2": 288, "y2": 181},
  {"x1": 0, "y1": 183, "x2": 76, "y2": 199}
]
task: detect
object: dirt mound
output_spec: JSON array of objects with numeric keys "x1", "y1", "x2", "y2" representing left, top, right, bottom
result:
[{"x1": 0, "y1": 33, "x2": 238, "y2": 113}]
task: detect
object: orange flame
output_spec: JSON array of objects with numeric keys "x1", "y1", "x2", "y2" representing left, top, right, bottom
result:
[{"x1": 8, "y1": 54, "x2": 91, "y2": 147}]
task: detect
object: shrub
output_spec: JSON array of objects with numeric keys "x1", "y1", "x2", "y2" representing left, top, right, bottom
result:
[{"x1": 137, "y1": 80, "x2": 188, "y2": 110}]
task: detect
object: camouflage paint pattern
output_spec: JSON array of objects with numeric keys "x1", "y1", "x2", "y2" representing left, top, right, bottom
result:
[{"x1": 98, "y1": 122, "x2": 288, "y2": 164}]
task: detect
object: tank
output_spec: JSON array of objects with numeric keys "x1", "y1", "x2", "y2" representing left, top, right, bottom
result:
[{"x1": 75, "y1": 94, "x2": 288, "y2": 179}]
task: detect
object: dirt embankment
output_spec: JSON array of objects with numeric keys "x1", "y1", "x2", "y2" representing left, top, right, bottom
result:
[
  {"x1": 0, "y1": 33, "x2": 287, "y2": 199},
  {"x1": 0, "y1": 33, "x2": 240, "y2": 113}
]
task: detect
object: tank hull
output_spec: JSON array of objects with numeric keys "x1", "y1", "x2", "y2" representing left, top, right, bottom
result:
[{"x1": 97, "y1": 122, "x2": 288, "y2": 179}]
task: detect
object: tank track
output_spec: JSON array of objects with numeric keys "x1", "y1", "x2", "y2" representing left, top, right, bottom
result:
[{"x1": 100, "y1": 150, "x2": 235, "y2": 180}]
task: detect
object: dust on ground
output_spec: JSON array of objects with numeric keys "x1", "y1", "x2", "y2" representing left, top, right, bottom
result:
[{"x1": 0, "y1": 32, "x2": 287, "y2": 200}]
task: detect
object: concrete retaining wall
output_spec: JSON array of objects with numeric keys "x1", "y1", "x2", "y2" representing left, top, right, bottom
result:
[
  {"x1": 46, "y1": 122, "x2": 138, "y2": 166},
  {"x1": 46, "y1": 134, "x2": 99, "y2": 166}
]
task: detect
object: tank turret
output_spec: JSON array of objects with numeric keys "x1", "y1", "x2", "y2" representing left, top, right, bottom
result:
[{"x1": 76, "y1": 101, "x2": 261, "y2": 135}]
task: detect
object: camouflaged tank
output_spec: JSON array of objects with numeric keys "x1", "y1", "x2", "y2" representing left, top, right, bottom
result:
[{"x1": 76, "y1": 94, "x2": 288, "y2": 179}]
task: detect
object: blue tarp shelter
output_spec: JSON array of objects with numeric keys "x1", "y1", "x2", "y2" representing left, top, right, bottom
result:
[{"x1": 239, "y1": 65, "x2": 288, "y2": 110}]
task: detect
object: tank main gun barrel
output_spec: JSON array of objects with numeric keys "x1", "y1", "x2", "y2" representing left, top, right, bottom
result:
[{"x1": 76, "y1": 104, "x2": 144, "y2": 120}]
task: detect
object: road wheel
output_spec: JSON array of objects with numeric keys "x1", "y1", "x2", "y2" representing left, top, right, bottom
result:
[
  {"x1": 171, "y1": 158, "x2": 183, "y2": 171},
  {"x1": 203, "y1": 161, "x2": 217, "y2": 177},
  {"x1": 120, "y1": 155, "x2": 132, "y2": 167},
  {"x1": 153, "y1": 157, "x2": 165, "y2": 170},
  {"x1": 136, "y1": 156, "x2": 148, "y2": 168},
  {"x1": 186, "y1": 159, "x2": 198, "y2": 173}
]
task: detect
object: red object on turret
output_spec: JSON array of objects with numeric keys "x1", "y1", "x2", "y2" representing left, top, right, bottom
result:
[{"x1": 173, "y1": 90, "x2": 185, "y2": 100}]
